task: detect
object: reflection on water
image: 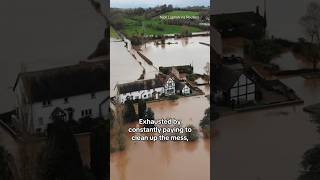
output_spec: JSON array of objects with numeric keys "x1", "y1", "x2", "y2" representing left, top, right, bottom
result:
[
  {"x1": 213, "y1": 77, "x2": 320, "y2": 180},
  {"x1": 139, "y1": 36, "x2": 210, "y2": 74}
]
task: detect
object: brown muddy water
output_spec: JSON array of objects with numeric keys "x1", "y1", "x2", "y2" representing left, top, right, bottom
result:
[
  {"x1": 139, "y1": 36, "x2": 210, "y2": 75},
  {"x1": 271, "y1": 51, "x2": 313, "y2": 71},
  {"x1": 110, "y1": 37, "x2": 210, "y2": 180},
  {"x1": 111, "y1": 94, "x2": 210, "y2": 180},
  {"x1": 213, "y1": 1, "x2": 320, "y2": 179},
  {"x1": 213, "y1": 77, "x2": 320, "y2": 180},
  {"x1": 110, "y1": 38, "x2": 143, "y2": 96}
]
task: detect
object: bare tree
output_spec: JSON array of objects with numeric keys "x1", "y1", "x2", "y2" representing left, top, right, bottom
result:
[
  {"x1": 300, "y1": 2, "x2": 320, "y2": 70},
  {"x1": 300, "y1": 2, "x2": 320, "y2": 43}
]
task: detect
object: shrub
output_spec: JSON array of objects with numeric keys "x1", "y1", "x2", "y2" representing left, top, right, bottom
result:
[
  {"x1": 202, "y1": 126, "x2": 210, "y2": 139},
  {"x1": 244, "y1": 39, "x2": 283, "y2": 63},
  {"x1": 168, "y1": 95, "x2": 179, "y2": 100},
  {"x1": 123, "y1": 99, "x2": 138, "y2": 123},
  {"x1": 185, "y1": 125, "x2": 199, "y2": 141}
]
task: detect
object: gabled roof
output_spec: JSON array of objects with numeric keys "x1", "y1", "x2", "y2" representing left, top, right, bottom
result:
[
  {"x1": 88, "y1": 38, "x2": 108, "y2": 60},
  {"x1": 213, "y1": 65, "x2": 242, "y2": 91},
  {"x1": 116, "y1": 79, "x2": 163, "y2": 94},
  {"x1": 13, "y1": 61, "x2": 108, "y2": 103},
  {"x1": 213, "y1": 11, "x2": 265, "y2": 26},
  {"x1": 175, "y1": 82, "x2": 187, "y2": 91},
  {"x1": 157, "y1": 73, "x2": 175, "y2": 84}
]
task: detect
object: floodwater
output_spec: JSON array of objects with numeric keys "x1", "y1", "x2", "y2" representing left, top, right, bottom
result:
[
  {"x1": 139, "y1": 36, "x2": 210, "y2": 74},
  {"x1": 213, "y1": 0, "x2": 314, "y2": 41},
  {"x1": 213, "y1": 77, "x2": 320, "y2": 180},
  {"x1": 271, "y1": 51, "x2": 313, "y2": 70},
  {"x1": 110, "y1": 36, "x2": 210, "y2": 180},
  {"x1": 213, "y1": 1, "x2": 320, "y2": 179},
  {"x1": 110, "y1": 39, "x2": 143, "y2": 96},
  {"x1": 0, "y1": 0, "x2": 106, "y2": 113},
  {"x1": 111, "y1": 139, "x2": 210, "y2": 180},
  {"x1": 111, "y1": 94, "x2": 210, "y2": 180},
  {"x1": 148, "y1": 94, "x2": 210, "y2": 127}
]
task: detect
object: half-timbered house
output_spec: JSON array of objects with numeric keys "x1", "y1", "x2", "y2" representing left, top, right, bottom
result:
[
  {"x1": 116, "y1": 73, "x2": 191, "y2": 103},
  {"x1": 214, "y1": 65, "x2": 255, "y2": 105}
]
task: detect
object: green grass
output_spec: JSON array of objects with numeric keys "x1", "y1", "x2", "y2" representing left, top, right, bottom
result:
[
  {"x1": 160, "y1": 10, "x2": 200, "y2": 17},
  {"x1": 110, "y1": 26, "x2": 120, "y2": 39},
  {"x1": 122, "y1": 18, "x2": 201, "y2": 37},
  {"x1": 119, "y1": 10, "x2": 203, "y2": 38}
]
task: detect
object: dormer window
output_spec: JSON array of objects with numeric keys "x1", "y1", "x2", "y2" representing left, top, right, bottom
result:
[
  {"x1": 42, "y1": 100, "x2": 52, "y2": 107},
  {"x1": 91, "y1": 92, "x2": 96, "y2": 99},
  {"x1": 64, "y1": 97, "x2": 69, "y2": 104}
]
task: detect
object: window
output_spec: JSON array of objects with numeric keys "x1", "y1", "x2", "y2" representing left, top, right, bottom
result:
[
  {"x1": 38, "y1": 117, "x2": 44, "y2": 126},
  {"x1": 167, "y1": 89, "x2": 174, "y2": 93},
  {"x1": 42, "y1": 100, "x2": 52, "y2": 107},
  {"x1": 81, "y1": 109, "x2": 92, "y2": 117},
  {"x1": 64, "y1": 97, "x2": 69, "y2": 103},
  {"x1": 167, "y1": 82, "x2": 174, "y2": 87}
]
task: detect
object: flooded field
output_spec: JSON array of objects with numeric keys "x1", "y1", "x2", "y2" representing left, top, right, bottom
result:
[
  {"x1": 148, "y1": 94, "x2": 210, "y2": 128},
  {"x1": 212, "y1": 1, "x2": 320, "y2": 179},
  {"x1": 110, "y1": 39, "x2": 143, "y2": 96},
  {"x1": 139, "y1": 36, "x2": 210, "y2": 74},
  {"x1": 271, "y1": 51, "x2": 313, "y2": 71},
  {"x1": 110, "y1": 36, "x2": 210, "y2": 180},
  {"x1": 111, "y1": 139, "x2": 209, "y2": 180},
  {"x1": 111, "y1": 93, "x2": 210, "y2": 180},
  {"x1": 213, "y1": 77, "x2": 320, "y2": 180}
]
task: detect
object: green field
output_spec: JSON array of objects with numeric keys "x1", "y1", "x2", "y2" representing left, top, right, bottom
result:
[
  {"x1": 120, "y1": 10, "x2": 203, "y2": 38},
  {"x1": 160, "y1": 10, "x2": 200, "y2": 17}
]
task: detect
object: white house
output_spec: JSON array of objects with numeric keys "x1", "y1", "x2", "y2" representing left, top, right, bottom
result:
[
  {"x1": 13, "y1": 61, "x2": 109, "y2": 134},
  {"x1": 176, "y1": 82, "x2": 191, "y2": 95},
  {"x1": 116, "y1": 79, "x2": 165, "y2": 103},
  {"x1": 116, "y1": 74, "x2": 191, "y2": 103},
  {"x1": 163, "y1": 77, "x2": 175, "y2": 96},
  {"x1": 214, "y1": 65, "x2": 255, "y2": 105},
  {"x1": 229, "y1": 74, "x2": 255, "y2": 104}
]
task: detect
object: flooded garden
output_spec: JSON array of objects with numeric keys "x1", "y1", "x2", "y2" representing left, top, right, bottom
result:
[{"x1": 110, "y1": 32, "x2": 210, "y2": 180}]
